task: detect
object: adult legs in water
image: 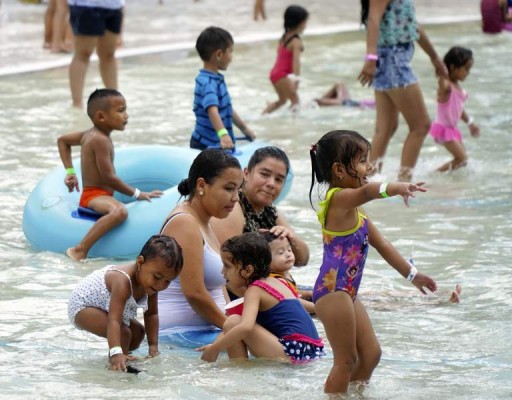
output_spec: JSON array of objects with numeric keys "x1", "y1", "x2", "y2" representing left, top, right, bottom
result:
[
  {"x1": 370, "y1": 90, "x2": 399, "y2": 174},
  {"x1": 51, "y1": 0, "x2": 72, "y2": 53},
  {"x1": 391, "y1": 84, "x2": 431, "y2": 181},
  {"x1": 96, "y1": 31, "x2": 119, "y2": 89},
  {"x1": 43, "y1": 0, "x2": 56, "y2": 49},
  {"x1": 69, "y1": 31, "x2": 119, "y2": 108},
  {"x1": 253, "y1": 0, "x2": 266, "y2": 20},
  {"x1": 69, "y1": 35, "x2": 96, "y2": 108},
  {"x1": 371, "y1": 83, "x2": 430, "y2": 181}
]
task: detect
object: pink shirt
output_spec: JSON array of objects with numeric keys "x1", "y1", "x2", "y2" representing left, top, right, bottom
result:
[{"x1": 434, "y1": 84, "x2": 468, "y2": 128}]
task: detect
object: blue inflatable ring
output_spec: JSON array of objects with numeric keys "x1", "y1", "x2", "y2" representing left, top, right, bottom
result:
[{"x1": 22, "y1": 142, "x2": 293, "y2": 259}]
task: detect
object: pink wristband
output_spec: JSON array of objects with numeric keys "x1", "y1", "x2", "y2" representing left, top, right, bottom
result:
[{"x1": 365, "y1": 53, "x2": 379, "y2": 61}]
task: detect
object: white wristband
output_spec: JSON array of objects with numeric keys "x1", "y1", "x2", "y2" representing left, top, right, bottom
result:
[
  {"x1": 132, "y1": 188, "x2": 140, "y2": 199},
  {"x1": 466, "y1": 117, "x2": 474, "y2": 126},
  {"x1": 109, "y1": 346, "x2": 123, "y2": 358},
  {"x1": 407, "y1": 266, "x2": 418, "y2": 282}
]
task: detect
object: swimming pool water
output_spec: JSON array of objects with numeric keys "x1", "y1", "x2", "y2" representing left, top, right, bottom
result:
[{"x1": 1, "y1": 21, "x2": 511, "y2": 399}]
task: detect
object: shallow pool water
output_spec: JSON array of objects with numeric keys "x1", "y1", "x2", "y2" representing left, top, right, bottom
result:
[{"x1": 1, "y1": 21, "x2": 511, "y2": 399}]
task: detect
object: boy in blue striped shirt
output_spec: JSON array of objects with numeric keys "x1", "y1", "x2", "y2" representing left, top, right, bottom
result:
[{"x1": 190, "y1": 26, "x2": 256, "y2": 150}]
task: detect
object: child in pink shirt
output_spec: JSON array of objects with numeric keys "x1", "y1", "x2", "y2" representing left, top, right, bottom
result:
[{"x1": 430, "y1": 46, "x2": 480, "y2": 172}]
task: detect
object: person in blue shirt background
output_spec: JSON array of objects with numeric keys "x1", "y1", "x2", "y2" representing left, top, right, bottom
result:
[{"x1": 190, "y1": 26, "x2": 256, "y2": 150}]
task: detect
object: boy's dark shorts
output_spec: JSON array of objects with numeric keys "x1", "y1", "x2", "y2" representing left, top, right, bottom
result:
[{"x1": 69, "y1": 6, "x2": 123, "y2": 36}]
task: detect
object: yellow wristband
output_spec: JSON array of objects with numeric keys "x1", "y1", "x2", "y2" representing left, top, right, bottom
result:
[
  {"x1": 66, "y1": 167, "x2": 75, "y2": 175},
  {"x1": 217, "y1": 128, "x2": 228, "y2": 139}
]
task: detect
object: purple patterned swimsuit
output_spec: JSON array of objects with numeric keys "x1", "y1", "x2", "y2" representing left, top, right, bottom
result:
[{"x1": 312, "y1": 188, "x2": 369, "y2": 303}]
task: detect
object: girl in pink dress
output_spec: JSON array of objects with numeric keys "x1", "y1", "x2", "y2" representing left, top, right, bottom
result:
[{"x1": 430, "y1": 46, "x2": 481, "y2": 172}]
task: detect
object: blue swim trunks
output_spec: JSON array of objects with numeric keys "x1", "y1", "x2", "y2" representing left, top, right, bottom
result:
[{"x1": 374, "y1": 42, "x2": 418, "y2": 91}]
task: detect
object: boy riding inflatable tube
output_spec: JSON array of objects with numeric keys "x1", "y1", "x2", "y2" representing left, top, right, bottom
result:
[{"x1": 23, "y1": 143, "x2": 293, "y2": 259}]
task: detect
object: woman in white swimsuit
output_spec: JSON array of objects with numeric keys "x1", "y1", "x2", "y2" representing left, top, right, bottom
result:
[{"x1": 158, "y1": 149, "x2": 243, "y2": 346}]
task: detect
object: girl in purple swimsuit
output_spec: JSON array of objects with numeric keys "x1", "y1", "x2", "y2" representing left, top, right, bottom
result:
[
  {"x1": 197, "y1": 232, "x2": 324, "y2": 364},
  {"x1": 309, "y1": 130, "x2": 437, "y2": 394}
]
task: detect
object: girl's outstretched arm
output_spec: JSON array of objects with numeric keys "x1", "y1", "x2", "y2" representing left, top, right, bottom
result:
[
  {"x1": 331, "y1": 181, "x2": 427, "y2": 211},
  {"x1": 368, "y1": 219, "x2": 437, "y2": 294}
]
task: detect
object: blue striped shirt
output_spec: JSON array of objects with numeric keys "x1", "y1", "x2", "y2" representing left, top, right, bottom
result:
[{"x1": 191, "y1": 69, "x2": 234, "y2": 148}]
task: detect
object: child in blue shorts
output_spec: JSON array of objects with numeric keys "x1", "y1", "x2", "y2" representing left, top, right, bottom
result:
[{"x1": 190, "y1": 26, "x2": 256, "y2": 150}]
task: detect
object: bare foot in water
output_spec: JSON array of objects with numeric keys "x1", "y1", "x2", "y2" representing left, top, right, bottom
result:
[
  {"x1": 66, "y1": 247, "x2": 86, "y2": 261},
  {"x1": 449, "y1": 284, "x2": 462, "y2": 303}
]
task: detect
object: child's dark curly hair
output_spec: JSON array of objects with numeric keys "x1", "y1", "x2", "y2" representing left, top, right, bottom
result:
[
  {"x1": 221, "y1": 232, "x2": 271, "y2": 284},
  {"x1": 139, "y1": 234, "x2": 184, "y2": 275},
  {"x1": 443, "y1": 46, "x2": 473, "y2": 71}
]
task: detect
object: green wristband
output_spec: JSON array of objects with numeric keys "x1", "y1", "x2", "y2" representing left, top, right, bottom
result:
[
  {"x1": 379, "y1": 182, "x2": 389, "y2": 198},
  {"x1": 217, "y1": 128, "x2": 228, "y2": 139},
  {"x1": 66, "y1": 167, "x2": 76, "y2": 175}
]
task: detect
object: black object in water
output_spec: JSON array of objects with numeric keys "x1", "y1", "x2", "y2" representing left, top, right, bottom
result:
[{"x1": 126, "y1": 365, "x2": 142, "y2": 374}]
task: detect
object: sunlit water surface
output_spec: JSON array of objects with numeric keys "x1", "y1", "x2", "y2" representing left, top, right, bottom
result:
[{"x1": 1, "y1": 22, "x2": 511, "y2": 399}]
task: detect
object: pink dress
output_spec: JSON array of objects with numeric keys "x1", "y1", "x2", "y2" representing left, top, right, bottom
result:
[{"x1": 429, "y1": 83, "x2": 468, "y2": 144}]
